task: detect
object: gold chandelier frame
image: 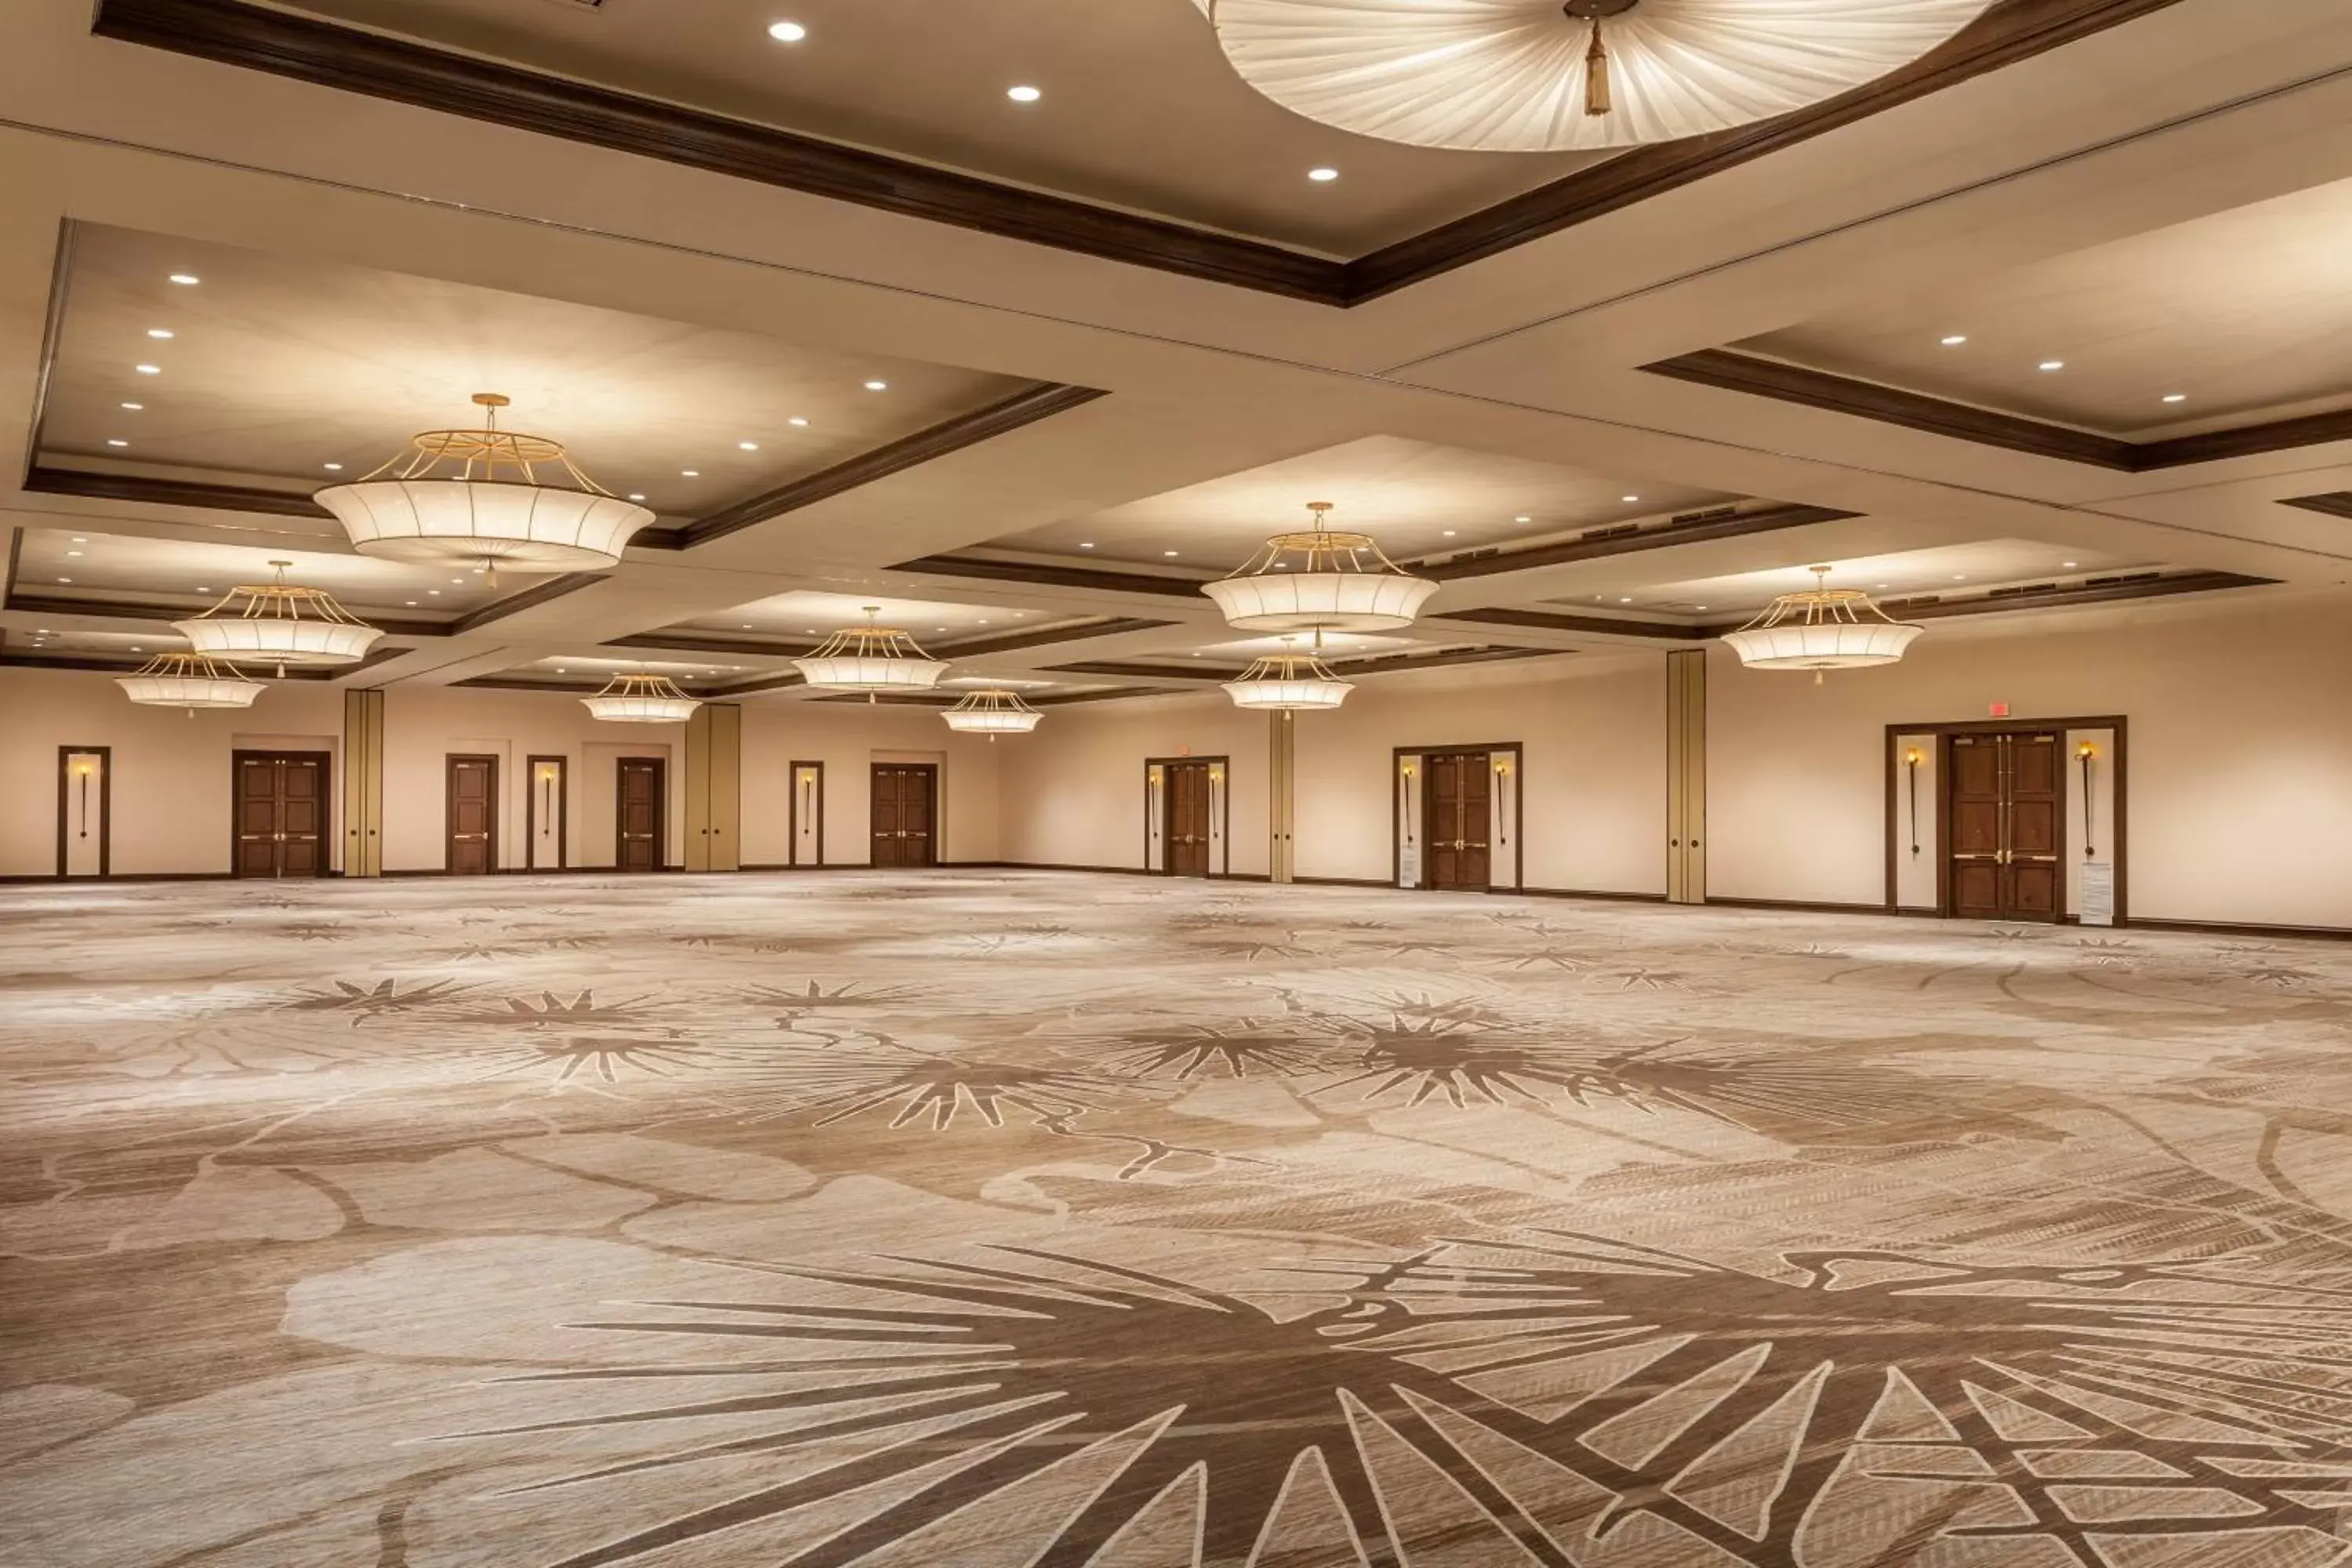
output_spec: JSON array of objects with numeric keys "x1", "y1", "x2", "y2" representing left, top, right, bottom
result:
[
  {"x1": 357, "y1": 394, "x2": 622, "y2": 495},
  {"x1": 1218, "y1": 502, "x2": 1418, "y2": 581}
]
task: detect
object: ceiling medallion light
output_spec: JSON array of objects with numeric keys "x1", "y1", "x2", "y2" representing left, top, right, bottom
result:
[
  {"x1": 1721, "y1": 564, "x2": 1923, "y2": 684},
  {"x1": 116, "y1": 650, "x2": 266, "y2": 711},
  {"x1": 793, "y1": 606, "x2": 949, "y2": 702},
  {"x1": 1203, "y1": 501, "x2": 1437, "y2": 633},
  {"x1": 171, "y1": 561, "x2": 382, "y2": 676},
  {"x1": 583, "y1": 670, "x2": 701, "y2": 724},
  {"x1": 1223, "y1": 633, "x2": 1353, "y2": 712},
  {"x1": 942, "y1": 688, "x2": 1044, "y2": 736},
  {"x1": 314, "y1": 392, "x2": 655, "y2": 572},
  {"x1": 1194, "y1": 0, "x2": 1995, "y2": 152}
]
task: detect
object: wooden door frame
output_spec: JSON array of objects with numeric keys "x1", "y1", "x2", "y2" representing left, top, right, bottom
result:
[
  {"x1": 615, "y1": 755, "x2": 667, "y2": 871},
  {"x1": 524, "y1": 754, "x2": 568, "y2": 871},
  {"x1": 870, "y1": 761, "x2": 941, "y2": 868},
  {"x1": 56, "y1": 745, "x2": 112, "y2": 879},
  {"x1": 1882, "y1": 717, "x2": 2127, "y2": 924},
  {"x1": 1390, "y1": 742, "x2": 1525, "y2": 892},
  {"x1": 789, "y1": 759, "x2": 825, "y2": 866},
  {"x1": 444, "y1": 753, "x2": 499, "y2": 875},
  {"x1": 230, "y1": 749, "x2": 334, "y2": 878},
  {"x1": 1143, "y1": 756, "x2": 1230, "y2": 877}
]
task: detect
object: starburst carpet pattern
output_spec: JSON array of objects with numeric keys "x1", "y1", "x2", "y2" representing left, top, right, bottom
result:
[{"x1": 5, "y1": 870, "x2": 2352, "y2": 1566}]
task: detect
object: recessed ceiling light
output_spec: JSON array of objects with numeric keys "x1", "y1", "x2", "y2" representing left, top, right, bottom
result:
[
  {"x1": 66, "y1": 550, "x2": 82, "y2": 557},
  {"x1": 119, "y1": 401, "x2": 142, "y2": 411},
  {"x1": 451, "y1": 577, "x2": 465, "y2": 584},
  {"x1": 1878, "y1": 583, "x2": 1890, "y2": 589},
  {"x1": 767, "y1": 20, "x2": 806, "y2": 42},
  {"x1": 130, "y1": 645, "x2": 143, "y2": 653},
  {"x1": 405, "y1": 600, "x2": 417, "y2": 606},
  {"x1": 681, "y1": 469, "x2": 699, "y2": 477},
  {"x1": 1007, "y1": 84, "x2": 1041, "y2": 103},
  {"x1": 135, "y1": 364, "x2": 161, "y2": 375},
  {"x1": 1163, "y1": 550, "x2": 1179, "y2": 557},
  {"x1": 2161, "y1": 393, "x2": 2187, "y2": 404},
  {"x1": 194, "y1": 587, "x2": 206, "y2": 593},
  {"x1": 2038, "y1": 360, "x2": 2065, "y2": 372},
  {"x1": 168, "y1": 273, "x2": 199, "y2": 286},
  {"x1": 1619, "y1": 597, "x2": 1632, "y2": 604},
  {"x1": 56, "y1": 577, "x2": 70, "y2": 583},
  {"x1": 428, "y1": 590, "x2": 441, "y2": 596},
  {"x1": 1940, "y1": 334, "x2": 1968, "y2": 346},
  {"x1": 788, "y1": 416, "x2": 808, "y2": 427},
  {"x1": 739, "y1": 441, "x2": 759, "y2": 451},
  {"x1": 322, "y1": 462, "x2": 343, "y2": 471},
  {"x1": 105, "y1": 439, "x2": 127, "y2": 448},
  {"x1": 627, "y1": 493, "x2": 647, "y2": 502},
  {"x1": 1953, "y1": 574, "x2": 1967, "y2": 581},
  {"x1": 2063, "y1": 561, "x2": 2078, "y2": 568},
  {"x1": 1695, "y1": 604, "x2": 1708, "y2": 611},
  {"x1": 1079, "y1": 542, "x2": 1094, "y2": 549},
  {"x1": 147, "y1": 328, "x2": 175, "y2": 340},
  {"x1": 864, "y1": 380, "x2": 888, "y2": 391},
  {"x1": 1513, "y1": 514, "x2": 1531, "y2": 524},
  {"x1": 1441, "y1": 529, "x2": 1457, "y2": 536},
  {"x1": 1307, "y1": 166, "x2": 1339, "y2": 183},
  {"x1": 71, "y1": 536, "x2": 86, "y2": 543},
  {"x1": 1621, "y1": 495, "x2": 1640, "y2": 503}
]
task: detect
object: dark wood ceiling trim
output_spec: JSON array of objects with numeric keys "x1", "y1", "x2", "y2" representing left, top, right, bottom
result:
[
  {"x1": 2281, "y1": 492, "x2": 2352, "y2": 522},
  {"x1": 1345, "y1": 0, "x2": 2189, "y2": 300},
  {"x1": 91, "y1": 0, "x2": 1341, "y2": 303},
  {"x1": 23, "y1": 465, "x2": 332, "y2": 518},
  {"x1": 604, "y1": 631, "x2": 814, "y2": 658},
  {"x1": 1645, "y1": 350, "x2": 2352, "y2": 470},
  {"x1": 2, "y1": 642, "x2": 412, "y2": 679},
  {"x1": 1871, "y1": 568, "x2": 2273, "y2": 621},
  {"x1": 446, "y1": 571, "x2": 604, "y2": 633},
  {"x1": 1330, "y1": 644, "x2": 1559, "y2": 675},
  {"x1": 1431, "y1": 606, "x2": 1709, "y2": 641},
  {"x1": 1045, "y1": 659, "x2": 1232, "y2": 682},
  {"x1": 636, "y1": 384, "x2": 1111, "y2": 551},
  {"x1": 1417, "y1": 502, "x2": 1859, "y2": 582},
  {"x1": 89, "y1": 0, "x2": 2178, "y2": 306},
  {"x1": 449, "y1": 674, "x2": 593, "y2": 694},
  {"x1": 935, "y1": 616, "x2": 1177, "y2": 657},
  {"x1": 895, "y1": 553, "x2": 1212, "y2": 599},
  {"x1": 0, "y1": 589, "x2": 446, "y2": 637},
  {"x1": 1033, "y1": 686, "x2": 1166, "y2": 707}
]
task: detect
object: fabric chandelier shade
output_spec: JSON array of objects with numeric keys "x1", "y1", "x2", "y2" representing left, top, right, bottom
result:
[
  {"x1": 1203, "y1": 502, "x2": 1437, "y2": 633},
  {"x1": 314, "y1": 393, "x2": 655, "y2": 569},
  {"x1": 942, "y1": 688, "x2": 1044, "y2": 735},
  {"x1": 1222, "y1": 638, "x2": 1354, "y2": 710},
  {"x1": 1721, "y1": 565, "x2": 1924, "y2": 679},
  {"x1": 116, "y1": 650, "x2": 266, "y2": 710},
  {"x1": 582, "y1": 671, "x2": 700, "y2": 723},
  {"x1": 171, "y1": 562, "x2": 381, "y2": 669},
  {"x1": 793, "y1": 608, "x2": 949, "y2": 693},
  {"x1": 1192, "y1": 0, "x2": 1998, "y2": 152}
]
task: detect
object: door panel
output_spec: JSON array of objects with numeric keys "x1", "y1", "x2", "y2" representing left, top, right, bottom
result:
[
  {"x1": 447, "y1": 757, "x2": 497, "y2": 876},
  {"x1": 1422, "y1": 752, "x2": 1490, "y2": 891},
  {"x1": 870, "y1": 765, "x2": 938, "y2": 869},
  {"x1": 1942, "y1": 732, "x2": 2065, "y2": 923},
  {"x1": 617, "y1": 759, "x2": 663, "y2": 873},
  {"x1": 1164, "y1": 763, "x2": 1211, "y2": 877},
  {"x1": 234, "y1": 753, "x2": 332, "y2": 878}
]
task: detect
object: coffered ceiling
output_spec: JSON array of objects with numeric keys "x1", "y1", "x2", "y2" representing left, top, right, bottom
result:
[{"x1": 5, "y1": 0, "x2": 2351, "y2": 702}]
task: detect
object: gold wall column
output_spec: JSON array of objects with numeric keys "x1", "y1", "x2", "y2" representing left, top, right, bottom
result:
[
  {"x1": 341, "y1": 688, "x2": 384, "y2": 877},
  {"x1": 683, "y1": 703, "x2": 742, "y2": 872},
  {"x1": 1268, "y1": 712, "x2": 1296, "y2": 884},
  {"x1": 1667, "y1": 648, "x2": 1706, "y2": 904}
]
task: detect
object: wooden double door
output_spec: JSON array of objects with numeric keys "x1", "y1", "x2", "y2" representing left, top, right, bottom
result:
[
  {"x1": 1163, "y1": 761, "x2": 1215, "y2": 878},
  {"x1": 617, "y1": 757, "x2": 666, "y2": 873},
  {"x1": 1422, "y1": 751, "x2": 1492, "y2": 891},
  {"x1": 1947, "y1": 731, "x2": 2063, "y2": 922},
  {"x1": 871, "y1": 764, "x2": 936, "y2": 868},
  {"x1": 235, "y1": 751, "x2": 329, "y2": 878}
]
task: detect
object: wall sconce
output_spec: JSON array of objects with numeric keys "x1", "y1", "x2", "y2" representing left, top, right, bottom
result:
[
  {"x1": 73, "y1": 757, "x2": 95, "y2": 840},
  {"x1": 1904, "y1": 746, "x2": 1924, "y2": 856},
  {"x1": 2076, "y1": 742, "x2": 2097, "y2": 858},
  {"x1": 1494, "y1": 757, "x2": 1512, "y2": 848}
]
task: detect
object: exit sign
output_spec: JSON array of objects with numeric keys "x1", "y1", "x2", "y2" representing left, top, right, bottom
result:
[{"x1": 1989, "y1": 702, "x2": 2011, "y2": 718}]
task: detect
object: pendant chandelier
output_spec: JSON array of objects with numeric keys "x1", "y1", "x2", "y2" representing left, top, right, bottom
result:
[
  {"x1": 1722, "y1": 565, "x2": 1923, "y2": 683},
  {"x1": 1223, "y1": 635, "x2": 1354, "y2": 711},
  {"x1": 171, "y1": 561, "x2": 381, "y2": 675},
  {"x1": 116, "y1": 650, "x2": 265, "y2": 710},
  {"x1": 1194, "y1": 0, "x2": 1996, "y2": 152},
  {"x1": 942, "y1": 688, "x2": 1043, "y2": 736},
  {"x1": 1203, "y1": 502, "x2": 1436, "y2": 633},
  {"x1": 583, "y1": 670, "x2": 701, "y2": 723},
  {"x1": 314, "y1": 392, "x2": 655, "y2": 571},
  {"x1": 793, "y1": 607, "x2": 948, "y2": 699}
]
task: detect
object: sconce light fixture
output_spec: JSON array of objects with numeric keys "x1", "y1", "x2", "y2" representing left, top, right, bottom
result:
[
  {"x1": 2076, "y1": 742, "x2": 2097, "y2": 858},
  {"x1": 1904, "y1": 746, "x2": 1924, "y2": 856}
]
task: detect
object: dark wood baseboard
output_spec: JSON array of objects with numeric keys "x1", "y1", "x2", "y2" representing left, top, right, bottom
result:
[
  {"x1": 1704, "y1": 895, "x2": 1905, "y2": 916},
  {"x1": 2123, "y1": 916, "x2": 2352, "y2": 944}
]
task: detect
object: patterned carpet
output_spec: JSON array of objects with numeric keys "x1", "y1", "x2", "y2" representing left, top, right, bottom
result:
[{"x1": 4, "y1": 871, "x2": 2352, "y2": 1568}]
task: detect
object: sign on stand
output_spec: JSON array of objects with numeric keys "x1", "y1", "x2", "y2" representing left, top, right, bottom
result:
[{"x1": 2080, "y1": 861, "x2": 2116, "y2": 927}]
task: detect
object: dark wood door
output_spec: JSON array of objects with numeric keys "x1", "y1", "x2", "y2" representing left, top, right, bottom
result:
[
  {"x1": 870, "y1": 764, "x2": 937, "y2": 868},
  {"x1": 234, "y1": 753, "x2": 329, "y2": 879},
  {"x1": 1945, "y1": 731, "x2": 2063, "y2": 922},
  {"x1": 1423, "y1": 752, "x2": 1491, "y2": 891},
  {"x1": 1165, "y1": 762, "x2": 1212, "y2": 877},
  {"x1": 616, "y1": 757, "x2": 664, "y2": 873},
  {"x1": 446, "y1": 756, "x2": 498, "y2": 875}
]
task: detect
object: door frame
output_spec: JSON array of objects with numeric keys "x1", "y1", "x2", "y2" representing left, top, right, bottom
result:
[
  {"x1": 56, "y1": 745, "x2": 112, "y2": 879},
  {"x1": 1390, "y1": 742, "x2": 1524, "y2": 892},
  {"x1": 870, "y1": 761, "x2": 940, "y2": 868},
  {"x1": 525, "y1": 754, "x2": 568, "y2": 871},
  {"x1": 232, "y1": 749, "x2": 335, "y2": 879},
  {"x1": 444, "y1": 753, "x2": 500, "y2": 875},
  {"x1": 789, "y1": 759, "x2": 826, "y2": 866},
  {"x1": 615, "y1": 755, "x2": 667, "y2": 872},
  {"x1": 1143, "y1": 755, "x2": 1230, "y2": 877},
  {"x1": 1882, "y1": 717, "x2": 2128, "y2": 924}
]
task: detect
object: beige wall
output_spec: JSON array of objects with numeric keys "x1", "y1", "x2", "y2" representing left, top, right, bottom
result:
[
  {"x1": 739, "y1": 704, "x2": 1001, "y2": 866},
  {"x1": 996, "y1": 693, "x2": 1272, "y2": 874}
]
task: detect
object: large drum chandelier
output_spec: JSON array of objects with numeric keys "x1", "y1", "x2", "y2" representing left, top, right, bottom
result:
[
  {"x1": 117, "y1": 650, "x2": 266, "y2": 710},
  {"x1": 942, "y1": 688, "x2": 1043, "y2": 736},
  {"x1": 314, "y1": 393, "x2": 655, "y2": 571},
  {"x1": 582, "y1": 671, "x2": 700, "y2": 723},
  {"x1": 172, "y1": 561, "x2": 381, "y2": 674},
  {"x1": 1203, "y1": 502, "x2": 1436, "y2": 633},
  {"x1": 1195, "y1": 0, "x2": 1996, "y2": 152},
  {"x1": 1223, "y1": 636, "x2": 1354, "y2": 711},
  {"x1": 1722, "y1": 565, "x2": 1923, "y2": 683},
  {"x1": 793, "y1": 607, "x2": 948, "y2": 699}
]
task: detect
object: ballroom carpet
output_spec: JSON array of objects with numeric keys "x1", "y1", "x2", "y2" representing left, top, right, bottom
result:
[{"x1": 4, "y1": 869, "x2": 2352, "y2": 1567}]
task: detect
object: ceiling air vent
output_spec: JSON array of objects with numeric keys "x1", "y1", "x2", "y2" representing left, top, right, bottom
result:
[
  {"x1": 1583, "y1": 523, "x2": 1642, "y2": 542},
  {"x1": 1668, "y1": 504, "x2": 1741, "y2": 528}
]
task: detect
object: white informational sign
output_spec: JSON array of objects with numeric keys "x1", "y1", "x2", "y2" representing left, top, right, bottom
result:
[
  {"x1": 2080, "y1": 860, "x2": 2116, "y2": 927},
  {"x1": 1398, "y1": 844, "x2": 1421, "y2": 890}
]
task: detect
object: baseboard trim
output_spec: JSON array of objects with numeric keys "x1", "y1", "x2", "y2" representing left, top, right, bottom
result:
[
  {"x1": 1705, "y1": 895, "x2": 1900, "y2": 916},
  {"x1": 2125, "y1": 915, "x2": 2352, "y2": 943}
]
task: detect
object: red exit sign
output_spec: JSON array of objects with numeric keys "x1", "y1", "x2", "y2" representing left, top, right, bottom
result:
[{"x1": 1989, "y1": 702, "x2": 2011, "y2": 718}]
